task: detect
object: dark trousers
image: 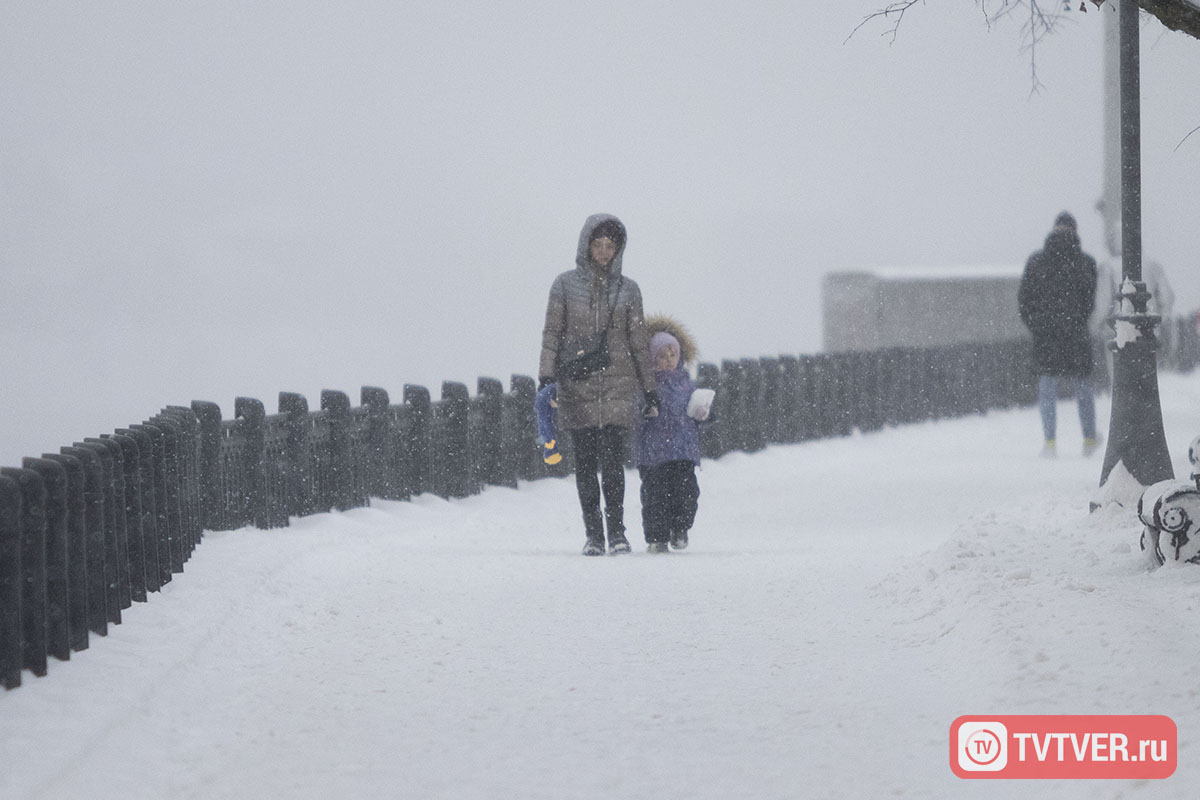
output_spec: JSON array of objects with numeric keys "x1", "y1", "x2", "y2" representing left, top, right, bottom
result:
[
  {"x1": 639, "y1": 460, "x2": 700, "y2": 544},
  {"x1": 570, "y1": 426, "x2": 628, "y2": 542}
]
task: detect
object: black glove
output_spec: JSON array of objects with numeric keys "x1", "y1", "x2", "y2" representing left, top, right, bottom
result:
[
  {"x1": 539, "y1": 376, "x2": 554, "y2": 391},
  {"x1": 642, "y1": 390, "x2": 660, "y2": 418}
]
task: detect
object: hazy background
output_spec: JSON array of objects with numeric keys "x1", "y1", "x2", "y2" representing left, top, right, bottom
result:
[{"x1": 2, "y1": 1, "x2": 1198, "y2": 465}]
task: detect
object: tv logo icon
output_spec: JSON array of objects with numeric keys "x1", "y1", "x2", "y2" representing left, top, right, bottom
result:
[{"x1": 958, "y1": 721, "x2": 1008, "y2": 772}]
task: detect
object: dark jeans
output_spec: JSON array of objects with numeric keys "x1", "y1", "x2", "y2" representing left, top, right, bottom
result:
[
  {"x1": 570, "y1": 426, "x2": 628, "y2": 542},
  {"x1": 639, "y1": 460, "x2": 700, "y2": 544}
]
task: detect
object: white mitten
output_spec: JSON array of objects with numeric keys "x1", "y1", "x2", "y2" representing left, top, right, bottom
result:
[{"x1": 687, "y1": 388, "x2": 715, "y2": 420}]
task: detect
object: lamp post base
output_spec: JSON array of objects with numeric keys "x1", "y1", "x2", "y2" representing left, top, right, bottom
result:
[{"x1": 1096, "y1": 290, "x2": 1173, "y2": 508}]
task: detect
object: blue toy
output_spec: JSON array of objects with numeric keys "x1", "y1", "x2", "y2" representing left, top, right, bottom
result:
[{"x1": 534, "y1": 383, "x2": 562, "y2": 465}]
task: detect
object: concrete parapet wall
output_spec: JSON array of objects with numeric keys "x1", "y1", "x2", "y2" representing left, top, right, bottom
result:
[{"x1": 822, "y1": 266, "x2": 1025, "y2": 352}]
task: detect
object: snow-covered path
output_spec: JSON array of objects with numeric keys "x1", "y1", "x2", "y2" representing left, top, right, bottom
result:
[{"x1": 4, "y1": 375, "x2": 1200, "y2": 799}]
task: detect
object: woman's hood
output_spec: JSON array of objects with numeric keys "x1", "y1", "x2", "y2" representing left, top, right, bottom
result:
[{"x1": 574, "y1": 213, "x2": 626, "y2": 277}]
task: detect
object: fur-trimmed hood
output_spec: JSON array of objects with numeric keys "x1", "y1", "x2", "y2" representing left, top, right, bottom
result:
[{"x1": 645, "y1": 314, "x2": 698, "y2": 368}]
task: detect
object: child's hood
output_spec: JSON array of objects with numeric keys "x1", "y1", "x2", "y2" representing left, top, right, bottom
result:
[{"x1": 644, "y1": 314, "x2": 699, "y2": 368}]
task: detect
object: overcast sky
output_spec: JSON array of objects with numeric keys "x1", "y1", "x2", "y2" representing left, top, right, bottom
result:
[{"x1": 2, "y1": 1, "x2": 1198, "y2": 463}]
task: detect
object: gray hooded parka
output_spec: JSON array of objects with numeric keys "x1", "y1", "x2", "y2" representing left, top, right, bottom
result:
[{"x1": 539, "y1": 214, "x2": 656, "y2": 430}]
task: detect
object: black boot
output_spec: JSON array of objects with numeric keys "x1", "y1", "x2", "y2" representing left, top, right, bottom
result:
[
  {"x1": 607, "y1": 532, "x2": 631, "y2": 555},
  {"x1": 582, "y1": 509, "x2": 605, "y2": 556},
  {"x1": 605, "y1": 508, "x2": 630, "y2": 554}
]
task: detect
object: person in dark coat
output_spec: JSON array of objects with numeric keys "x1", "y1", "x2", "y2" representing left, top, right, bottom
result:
[
  {"x1": 1018, "y1": 211, "x2": 1100, "y2": 457},
  {"x1": 539, "y1": 214, "x2": 658, "y2": 556}
]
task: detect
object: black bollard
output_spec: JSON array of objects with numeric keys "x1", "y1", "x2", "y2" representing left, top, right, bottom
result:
[
  {"x1": 1, "y1": 475, "x2": 22, "y2": 688},
  {"x1": 142, "y1": 419, "x2": 183, "y2": 570},
  {"x1": 832, "y1": 353, "x2": 855, "y2": 437},
  {"x1": 855, "y1": 351, "x2": 883, "y2": 434},
  {"x1": 56, "y1": 450, "x2": 98, "y2": 642},
  {"x1": 130, "y1": 424, "x2": 172, "y2": 586},
  {"x1": 86, "y1": 437, "x2": 132, "y2": 610},
  {"x1": 776, "y1": 356, "x2": 801, "y2": 444},
  {"x1": 741, "y1": 359, "x2": 767, "y2": 454},
  {"x1": 40, "y1": 453, "x2": 89, "y2": 649},
  {"x1": 910, "y1": 348, "x2": 934, "y2": 422},
  {"x1": 320, "y1": 391, "x2": 358, "y2": 512},
  {"x1": 696, "y1": 363, "x2": 723, "y2": 458},
  {"x1": 161, "y1": 407, "x2": 203, "y2": 552},
  {"x1": 0, "y1": 467, "x2": 48, "y2": 676},
  {"x1": 71, "y1": 441, "x2": 121, "y2": 626},
  {"x1": 437, "y1": 382, "x2": 473, "y2": 499},
  {"x1": 361, "y1": 386, "x2": 393, "y2": 500},
  {"x1": 233, "y1": 397, "x2": 270, "y2": 528},
  {"x1": 507, "y1": 375, "x2": 540, "y2": 482},
  {"x1": 105, "y1": 433, "x2": 147, "y2": 602},
  {"x1": 475, "y1": 377, "x2": 509, "y2": 488},
  {"x1": 81, "y1": 439, "x2": 127, "y2": 612},
  {"x1": 403, "y1": 384, "x2": 432, "y2": 497},
  {"x1": 22, "y1": 458, "x2": 71, "y2": 663},
  {"x1": 190, "y1": 401, "x2": 224, "y2": 531},
  {"x1": 278, "y1": 393, "x2": 314, "y2": 516},
  {"x1": 888, "y1": 348, "x2": 912, "y2": 426},
  {"x1": 116, "y1": 427, "x2": 162, "y2": 591},
  {"x1": 718, "y1": 360, "x2": 743, "y2": 453},
  {"x1": 58, "y1": 447, "x2": 108, "y2": 634},
  {"x1": 817, "y1": 355, "x2": 845, "y2": 438},
  {"x1": 793, "y1": 356, "x2": 818, "y2": 443},
  {"x1": 759, "y1": 357, "x2": 781, "y2": 445},
  {"x1": 259, "y1": 414, "x2": 290, "y2": 530},
  {"x1": 1015, "y1": 340, "x2": 1038, "y2": 408}
]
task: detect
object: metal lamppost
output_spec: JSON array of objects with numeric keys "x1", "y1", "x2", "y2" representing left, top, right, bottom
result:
[{"x1": 1097, "y1": 0, "x2": 1174, "y2": 503}]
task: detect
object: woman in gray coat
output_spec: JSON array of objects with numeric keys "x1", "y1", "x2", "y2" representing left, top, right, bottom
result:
[{"x1": 539, "y1": 214, "x2": 657, "y2": 556}]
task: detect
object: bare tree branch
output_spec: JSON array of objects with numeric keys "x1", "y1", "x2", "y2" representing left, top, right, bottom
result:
[
  {"x1": 850, "y1": 1, "x2": 1068, "y2": 92},
  {"x1": 1175, "y1": 123, "x2": 1200, "y2": 152},
  {"x1": 1018, "y1": 1, "x2": 1073, "y2": 93},
  {"x1": 853, "y1": 0, "x2": 1200, "y2": 44},
  {"x1": 846, "y1": 1, "x2": 924, "y2": 45}
]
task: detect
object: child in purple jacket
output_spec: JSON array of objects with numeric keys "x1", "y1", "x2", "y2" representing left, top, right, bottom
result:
[{"x1": 636, "y1": 321, "x2": 715, "y2": 553}]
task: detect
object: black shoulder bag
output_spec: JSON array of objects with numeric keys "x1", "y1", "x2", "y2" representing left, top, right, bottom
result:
[{"x1": 556, "y1": 278, "x2": 624, "y2": 381}]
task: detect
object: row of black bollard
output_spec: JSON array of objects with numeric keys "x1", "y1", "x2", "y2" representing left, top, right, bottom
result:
[
  {"x1": 173, "y1": 378, "x2": 544, "y2": 534},
  {"x1": 0, "y1": 405, "x2": 205, "y2": 688},
  {"x1": 693, "y1": 339, "x2": 1034, "y2": 459},
  {"x1": 0, "y1": 334, "x2": 1174, "y2": 689}
]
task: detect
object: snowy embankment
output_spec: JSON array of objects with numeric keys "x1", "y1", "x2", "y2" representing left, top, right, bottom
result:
[{"x1": 3, "y1": 374, "x2": 1200, "y2": 800}]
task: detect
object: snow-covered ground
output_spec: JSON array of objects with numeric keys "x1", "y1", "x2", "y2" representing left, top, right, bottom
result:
[{"x1": 3, "y1": 374, "x2": 1200, "y2": 800}]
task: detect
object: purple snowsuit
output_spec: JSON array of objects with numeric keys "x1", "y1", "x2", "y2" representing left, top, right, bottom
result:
[{"x1": 636, "y1": 367, "x2": 706, "y2": 545}]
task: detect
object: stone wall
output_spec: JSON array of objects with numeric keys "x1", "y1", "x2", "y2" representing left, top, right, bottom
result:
[{"x1": 822, "y1": 266, "x2": 1026, "y2": 352}]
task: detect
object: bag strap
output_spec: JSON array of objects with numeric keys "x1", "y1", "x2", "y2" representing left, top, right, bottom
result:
[
  {"x1": 603, "y1": 277, "x2": 624, "y2": 332},
  {"x1": 562, "y1": 275, "x2": 624, "y2": 339}
]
